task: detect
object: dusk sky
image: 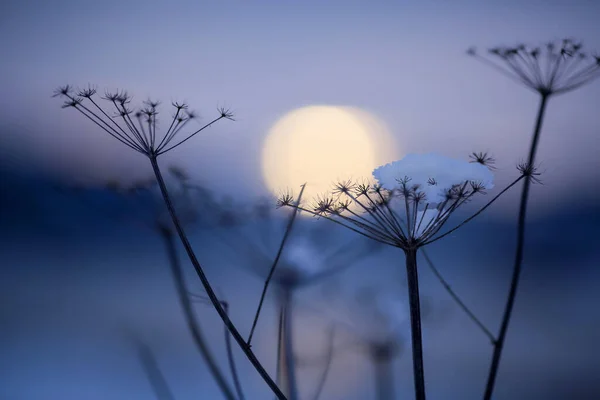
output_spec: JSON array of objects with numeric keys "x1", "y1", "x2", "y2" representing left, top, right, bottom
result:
[{"x1": 1, "y1": 1, "x2": 599, "y2": 399}]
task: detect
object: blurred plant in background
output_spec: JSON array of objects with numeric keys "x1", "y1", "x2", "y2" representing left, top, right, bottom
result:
[
  {"x1": 199, "y1": 187, "x2": 385, "y2": 399},
  {"x1": 58, "y1": 168, "x2": 242, "y2": 399}
]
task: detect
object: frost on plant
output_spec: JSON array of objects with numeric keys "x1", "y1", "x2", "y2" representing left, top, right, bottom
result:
[
  {"x1": 279, "y1": 152, "x2": 503, "y2": 249},
  {"x1": 372, "y1": 153, "x2": 494, "y2": 242},
  {"x1": 373, "y1": 153, "x2": 495, "y2": 203}
]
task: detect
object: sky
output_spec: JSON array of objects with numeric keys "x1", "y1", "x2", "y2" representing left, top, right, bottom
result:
[{"x1": 1, "y1": 1, "x2": 599, "y2": 399}]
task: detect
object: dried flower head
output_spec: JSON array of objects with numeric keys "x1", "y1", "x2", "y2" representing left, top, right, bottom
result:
[
  {"x1": 469, "y1": 152, "x2": 496, "y2": 170},
  {"x1": 468, "y1": 38, "x2": 600, "y2": 96},
  {"x1": 52, "y1": 85, "x2": 73, "y2": 98},
  {"x1": 276, "y1": 153, "x2": 531, "y2": 250},
  {"x1": 218, "y1": 106, "x2": 235, "y2": 121},
  {"x1": 77, "y1": 85, "x2": 97, "y2": 98},
  {"x1": 276, "y1": 190, "x2": 296, "y2": 208},
  {"x1": 53, "y1": 85, "x2": 234, "y2": 158},
  {"x1": 517, "y1": 161, "x2": 542, "y2": 184},
  {"x1": 374, "y1": 153, "x2": 494, "y2": 204},
  {"x1": 61, "y1": 97, "x2": 83, "y2": 108},
  {"x1": 171, "y1": 101, "x2": 188, "y2": 110}
]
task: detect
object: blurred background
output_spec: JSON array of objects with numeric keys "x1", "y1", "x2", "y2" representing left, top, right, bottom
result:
[{"x1": 1, "y1": 0, "x2": 599, "y2": 399}]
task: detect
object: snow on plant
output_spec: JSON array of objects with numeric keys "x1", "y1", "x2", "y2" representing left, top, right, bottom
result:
[
  {"x1": 278, "y1": 152, "x2": 525, "y2": 250},
  {"x1": 370, "y1": 153, "x2": 495, "y2": 244},
  {"x1": 373, "y1": 153, "x2": 494, "y2": 202},
  {"x1": 278, "y1": 151, "x2": 535, "y2": 400}
]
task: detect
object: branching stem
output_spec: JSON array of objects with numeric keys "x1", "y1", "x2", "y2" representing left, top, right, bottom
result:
[{"x1": 150, "y1": 156, "x2": 286, "y2": 400}]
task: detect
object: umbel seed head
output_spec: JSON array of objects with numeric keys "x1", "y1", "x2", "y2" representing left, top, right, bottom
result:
[
  {"x1": 53, "y1": 85, "x2": 234, "y2": 158},
  {"x1": 278, "y1": 153, "x2": 502, "y2": 249},
  {"x1": 468, "y1": 38, "x2": 600, "y2": 96}
]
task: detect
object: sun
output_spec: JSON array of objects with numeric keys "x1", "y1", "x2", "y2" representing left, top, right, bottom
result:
[{"x1": 261, "y1": 105, "x2": 397, "y2": 203}]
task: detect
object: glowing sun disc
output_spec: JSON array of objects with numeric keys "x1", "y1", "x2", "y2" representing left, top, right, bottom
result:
[{"x1": 261, "y1": 105, "x2": 397, "y2": 205}]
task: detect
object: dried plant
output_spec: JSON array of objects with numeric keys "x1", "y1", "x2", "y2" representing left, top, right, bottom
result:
[
  {"x1": 351, "y1": 287, "x2": 407, "y2": 400},
  {"x1": 53, "y1": 86, "x2": 286, "y2": 399},
  {"x1": 297, "y1": 285, "x2": 413, "y2": 400},
  {"x1": 159, "y1": 225, "x2": 238, "y2": 400},
  {"x1": 278, "y1": 152, "x2": 533, "y2": 400},
  {"x1": 204, "y1": 190, "x2": 384, "y2": 400},
  {"x1": 421, "y1": 248, "x2": 495, "y2": 344},
  {"x1": 133, "y1": 338, "x2": 177, "y2": 400},
  {"x1": 189, "y1": 293, "x2": 247, "y2": 400},
  {"x1": 62, "y1": 175, "x2": 238, "y2": 400},
  {"x1": 468, "y1": 38, "x2": 600, "y2": 399}
]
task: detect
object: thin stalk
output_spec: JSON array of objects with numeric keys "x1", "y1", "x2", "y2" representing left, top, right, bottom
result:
[
  {"x1": 287, "y1": 205, "x2": 397, "y2": 246},
  {"x1": 423, "y1": 175, "x2": 525, "y2": 246},
  {"x1": 150, "y1": 156, "x2": 287, "y2": 400},
  {"x1": 311, "y1": 327, "x2": 335, "y2": 400},
  {"x1": 248, "y1": 185, "x2": 305, "y2": 346},
  {"x1": 405, "y1": 248, "x2": 426, "y2": 400},
  {"x1": 483, "y1": 93, "x2": 549, "y2": 400},
  {"x1": 136, "y1": 340, "x2": 177, "y2": 400},
  {"x1": 222, "y1": 302, "x2": 246, "y2": 400},
  {"x1": 277, "y1": 290, "x2": 299, "y2": 400},
  {"x1": 160, "y1": 228, "x2": 237, "y2": 400},
  {"x1": 225, "y1": 341, "x2": 245, "y2": 400},
  {"x1": 421, "y1": 249, "x2": 496, "y2": 344},
  {"x1": 372, "y1": 353, "x2": 395, "y2": 400},
  {"x1": 276, "y1": 305, "x2": 284, "y2": 397}
]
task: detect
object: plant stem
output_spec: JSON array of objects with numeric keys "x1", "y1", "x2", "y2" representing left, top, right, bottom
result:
[
  {"x1": 160, "y1": 228, "x2": 237, "y2": 400},
  {"x1": 483, "y1": 93, "x2": 549, "y2": 400},
  {"x1": 311, "y1": 327, "x2": 335, "y2": 400},
  {"x1": 405, "y1": 248, "x2": 426, "y2": 400},
  {"x1": 277, "y1": 290, "x2": 299, "y2": 400},
  {"x1": 150, "y1": 156, "x2": 287, "y2": 400},
  {"x1": 421, "y1": 249, "x2": 496, "y2": 344},
  {"x1": 136, "y1": 340, "x2": 177, "y2": 400},
  {"x1": 372, "y1": 348, "x2": 395, "y2": 400},
  {"x1": 248, "y1": 185, "x2": 305, "y2": 346},
  {"x1": 222, "y1": 302, "x2": 246, "y2": 400}
]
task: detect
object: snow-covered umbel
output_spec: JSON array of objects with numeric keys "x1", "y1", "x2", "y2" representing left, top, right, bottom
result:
[
  {"x1": 373, "y1": 153, "x2": 494, "y2": 204},
  {"x1": 366, "y1": 153, "x2": 495, "y2": 243},
  {"x1": 277, "y1": 151, "x2": 499, "y2": 248}
]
